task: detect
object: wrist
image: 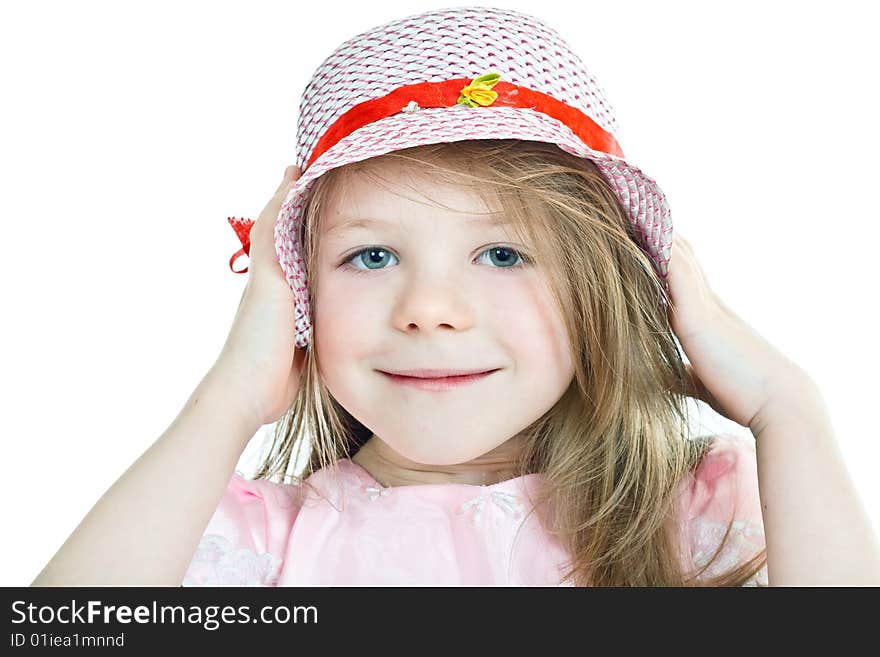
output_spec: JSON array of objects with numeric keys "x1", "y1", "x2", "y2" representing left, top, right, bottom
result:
[
  {"x1": 196, "y1": 365, "x2": 264, "y2": 438},
  {"x1": 749, "y1": 370, "x2": 828, "y2": 438}
]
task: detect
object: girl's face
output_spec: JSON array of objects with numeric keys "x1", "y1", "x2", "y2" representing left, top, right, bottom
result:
[{"x1": 313, "y1": 160, "x2": 575, "y2": 467}]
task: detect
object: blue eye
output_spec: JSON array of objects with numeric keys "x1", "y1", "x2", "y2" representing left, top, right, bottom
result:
[{"x1": 340, "y1": 245, "x2": 532, "y2": 274}]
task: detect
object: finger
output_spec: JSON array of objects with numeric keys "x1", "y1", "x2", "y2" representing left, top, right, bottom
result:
[
  {"x1": 263, "y1": 168, "x2": 301, "y2": 221},
  {"x1": 273, "y1": 165, "x2": 302, "y2": 196},
  {"x1": 253, "y1": 166, "x2": 304, "y2": 259},
  {"x1": 250, "y1": 169, "x2": 302, "y2": 271},
  {"x1": 674, "y1": 232, "x2": 694, "y2": 255},
  {"x1": 671, "y1": 234, "x2": 711, "y2": 290}
]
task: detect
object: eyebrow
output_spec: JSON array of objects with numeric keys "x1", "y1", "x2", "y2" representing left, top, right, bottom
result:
[{"x1": 325, "y1": 215, "x2": 513, "y2": 237}]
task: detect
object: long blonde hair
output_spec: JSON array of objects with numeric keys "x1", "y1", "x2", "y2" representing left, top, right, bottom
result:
[{"x1": 252, "y1": 139, "x2": 767, "y2": 586}]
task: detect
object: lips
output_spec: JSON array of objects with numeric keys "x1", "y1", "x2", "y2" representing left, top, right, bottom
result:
[
  {"x1": 380, "y1": 368, "x2": 499, "y2": 379},
  {"x1": 378, "y1": 369, "x2": 500, "y2": 391}
]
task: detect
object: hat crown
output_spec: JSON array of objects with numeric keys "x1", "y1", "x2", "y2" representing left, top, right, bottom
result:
[{"x1": 295, "y1": 6, "x2": 620, "y2": 172}]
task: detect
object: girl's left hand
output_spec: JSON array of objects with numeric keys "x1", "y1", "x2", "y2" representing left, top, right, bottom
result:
[{"x1": 666, "y1": 233, "x2": 815, "y2": 430}]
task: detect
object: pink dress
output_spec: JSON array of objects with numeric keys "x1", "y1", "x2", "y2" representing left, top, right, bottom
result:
[{"x1": 182, "y1": 433, "x2": 768, "y2": 586}]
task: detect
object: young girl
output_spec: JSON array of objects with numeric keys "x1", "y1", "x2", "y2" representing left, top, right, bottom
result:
[{"x1": 32, "y1": 6, "x2": 880, "y2": 587}]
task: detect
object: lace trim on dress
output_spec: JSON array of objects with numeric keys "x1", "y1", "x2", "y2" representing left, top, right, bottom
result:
[
  {"x1": 456, "y1": 489, "x2": 526, "y2": 526},
  {"x1": 182, "y1": 534, "x2": 282, "y2": 586},
  {"x1": 691, "y1": 517, "x2": 768, "y2": 586}
]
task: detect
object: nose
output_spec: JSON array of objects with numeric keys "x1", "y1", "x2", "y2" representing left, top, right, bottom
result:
[{"x1": 390, "y1": 271, "x2": 476, "y2": 335}]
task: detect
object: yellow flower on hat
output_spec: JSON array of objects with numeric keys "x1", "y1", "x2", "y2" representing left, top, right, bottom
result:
[{"x1": 457, "y1": 73, "x2": 501, "y2": 107}]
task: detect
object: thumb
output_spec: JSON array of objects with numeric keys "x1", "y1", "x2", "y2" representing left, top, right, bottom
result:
[
  {"x1": 274, "y1": 165, "x2": 302, "y2": 196},
  {"x1": 250, "y1": 165, "x2": 302, "y2": 280}
]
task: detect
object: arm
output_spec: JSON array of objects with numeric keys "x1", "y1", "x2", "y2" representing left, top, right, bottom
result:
[
  {"x1": 750, "y1": 374, "x2": 880, "y2": 586},
  {"x1": 31, "y1": 365, "x2": 262, "y2": 586},
  {"x1": 32, "y1": 165, "x2": 304, "y2": 586},
  {"x1": 665, "y1": 232, "x2": 880, "y2": 585}
]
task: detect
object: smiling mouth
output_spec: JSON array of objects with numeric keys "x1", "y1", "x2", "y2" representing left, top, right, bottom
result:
[
  {"x1": 378, "y1": 368, "x2": 501, "y2": 379},
  {"x1": 378, "y1": 369, "x2": 500, "y2": 391}
]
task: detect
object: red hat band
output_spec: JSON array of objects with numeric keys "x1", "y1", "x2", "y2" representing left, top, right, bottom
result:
[{"x1": 228, "y1": 72, "x2": 625, "y2": 273}]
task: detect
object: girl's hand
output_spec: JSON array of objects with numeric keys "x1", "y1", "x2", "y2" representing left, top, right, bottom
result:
[
  {"x1": 212, "y1": 165, "x2": 307, "y2": 428},
  {"x1": 666, "y1": 233, "x2": 815, "y2": 430}
]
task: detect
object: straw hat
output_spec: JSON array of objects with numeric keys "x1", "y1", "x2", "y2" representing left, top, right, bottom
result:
[{"x1": 227, "y1": 6, "x2": 673, "y2": 349}]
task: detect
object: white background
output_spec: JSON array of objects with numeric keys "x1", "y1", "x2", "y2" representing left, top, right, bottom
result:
[{"x1": 2, "y1": 0, "x2": 877, "y2": 586}]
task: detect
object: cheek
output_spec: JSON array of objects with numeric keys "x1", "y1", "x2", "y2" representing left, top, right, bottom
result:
[
  {"x1": 498, "y1": 276, "x2": 572, "y2": 375},
  {"x1": 313, "y1": 273, "x2": 382, "y2": 371}
]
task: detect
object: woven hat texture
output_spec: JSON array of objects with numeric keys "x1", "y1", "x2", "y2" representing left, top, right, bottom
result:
[{"x1": 227, "y1": 5, "x2": 673, "y2": 349}]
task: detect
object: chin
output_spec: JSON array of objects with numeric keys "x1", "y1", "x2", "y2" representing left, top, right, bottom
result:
[{"x1": 392, "y1": 441, "x2": 490, "y2": 466}]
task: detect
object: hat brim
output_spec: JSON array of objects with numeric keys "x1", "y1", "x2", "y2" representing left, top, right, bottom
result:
[{"x1": 276, "y1": 105, "x2": 672, "y2": 348}]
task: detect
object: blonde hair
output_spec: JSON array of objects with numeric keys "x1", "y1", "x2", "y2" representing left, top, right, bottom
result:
[{"x1": 252, "y1": 139, "x2": 767, "y2": 586}]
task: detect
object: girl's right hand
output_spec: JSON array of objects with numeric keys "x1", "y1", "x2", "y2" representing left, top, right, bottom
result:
[{"x1": 212, "y1": 165, "x2": 307, "y2": 429}]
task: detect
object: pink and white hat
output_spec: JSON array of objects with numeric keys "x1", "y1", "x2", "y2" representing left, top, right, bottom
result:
[{"x1": 227, "y1": 5, "x2": 673, "y2": 349}]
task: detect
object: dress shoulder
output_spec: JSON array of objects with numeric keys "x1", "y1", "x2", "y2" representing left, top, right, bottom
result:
[
  {"x1": 682, "y1": 433, "x2": 768, "y2": 586},
  {"x1": 182, "y1": 471, "x2": 304, "y2": 586}
]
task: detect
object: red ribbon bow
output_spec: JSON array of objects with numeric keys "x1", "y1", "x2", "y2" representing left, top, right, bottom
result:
[{"x1": 227, "y1": 216, "x2": 255, "y2": 273}]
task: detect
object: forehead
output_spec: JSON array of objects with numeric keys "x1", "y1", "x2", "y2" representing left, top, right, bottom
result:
[
  {"x1": 323, "y1": 214, "x2": 513, "y2": 237},
  {"x1": 320, "y1": 163, "x2": 509, "y2": 236}
]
